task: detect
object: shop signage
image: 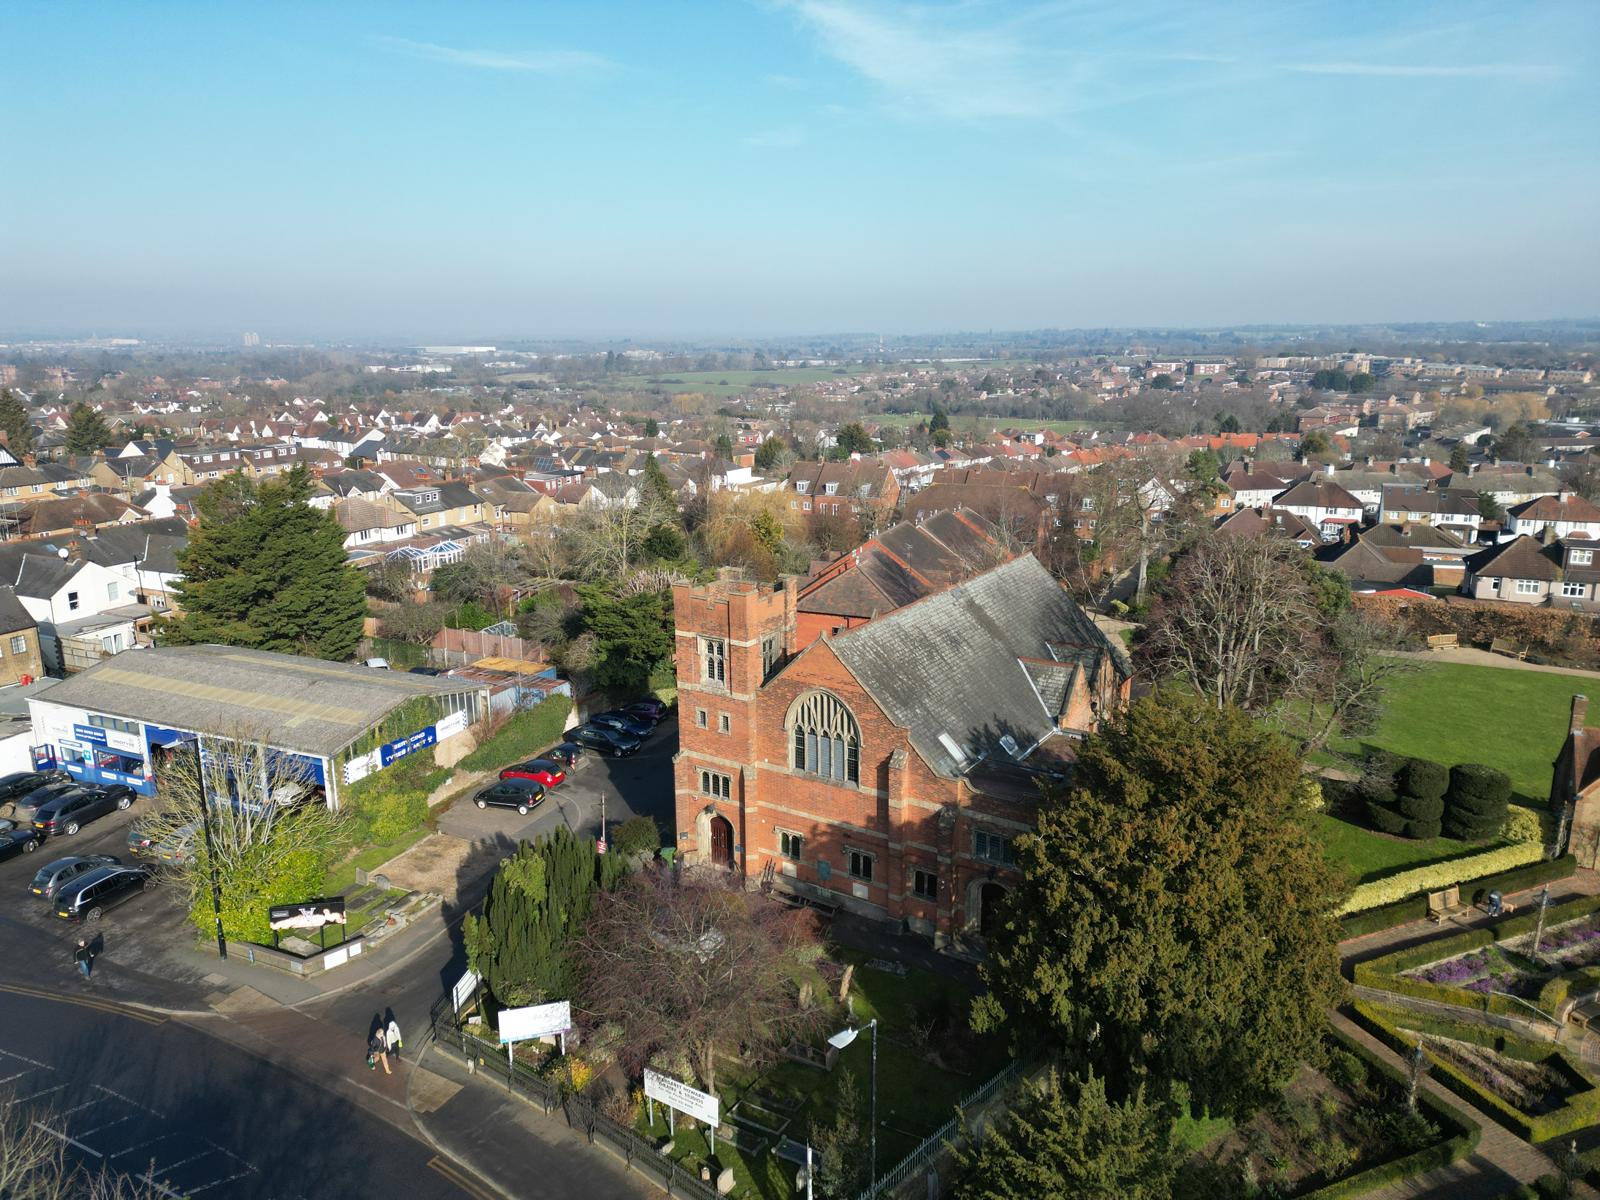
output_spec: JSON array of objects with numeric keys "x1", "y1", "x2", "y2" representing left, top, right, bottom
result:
[
  {"x1": 73, "y1": 723, "x2": 108, "y2": 746},
  {"x1": 498, "y1": 1000, "x2": 571, "y2": 1044},
  {"x1": 268, "y1": 897, "x2": 347, "y2": 931},
  {"x1": 644, "y1": 1068, "x2": 720, "y2": 1127},
  {"x1": 379, "y1": 725, "x2": 437, "y2": 767}
]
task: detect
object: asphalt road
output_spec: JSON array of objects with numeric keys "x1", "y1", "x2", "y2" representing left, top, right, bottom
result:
[{"x1": 0, "y1": 989, "x2": 472, "y2": 1199}]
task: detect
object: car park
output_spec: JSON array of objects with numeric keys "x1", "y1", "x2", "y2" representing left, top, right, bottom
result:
[
  {"x1": 54, "y1": 864, "x2": 153, "y2": 923},
  {"x1": 498, "y1": 758, "x2": 567, "y2": 788},
  {"x1": 8, "y1": 780, "x2": 82, "y2": 824},
  {"x1": 128, "y1": 821, "x2": 198, "y2": 866},
  {"x1": 623, "y1": 699, "x2": 669, "y2": 724},
  {"x1": 589, "y1": 711, "x2": 653, "y2": 739},
  {"x1": 0, "y1": 825, "x2": 40, "y2": 863},
  {"x1": 567, "y1": 725, "x2": 642, "y2": 757},
  {"x1": 31, "y1": 784, "x2": 136, "y2": 838},
  {"x1": 472, "y1": 779, "x2": 547, "y2": 816},
  {"x1": 30, "y1": 854, "x2": 120, "y2": 899},
  {"x1": 0, "y1": 769, "x2": 66, "y2": 811}
]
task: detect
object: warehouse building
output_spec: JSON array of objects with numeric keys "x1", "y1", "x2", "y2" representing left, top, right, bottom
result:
[{"x1": 26, "y1": 645, "x2": 488, "y2": 805}]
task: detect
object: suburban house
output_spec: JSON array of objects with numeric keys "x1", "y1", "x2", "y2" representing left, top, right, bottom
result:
[
  {"x1": 1379, "y1": 486, "x2": 1484, "y2": 538},
  {"x1": 1214, "y1": 506, "x2": 1322, "y2": 547},
  {"x1": 785, "y1": 460, "x2": 901, "y2": 524},
  {"x1": 671, "y1": 554, "x2": 1131, "y2": 949},
  {"x1": 0, "y1": 586, "x2": 44, "y2": 686},
  {"x1": 1460, "y1": 535, "x2": 1600, "y2": 607},
  {"x1": 1551, "y1": 695, "x2": 1600, "y2": 868},
  {"x1": 1320, "y1": 525, "x2": 1470, "y2": 592},
  {"x1": 1506, "y1": 493, "x2": 1600, "y2": 541},
  {"x1": 378, "y1": 482, "x2": 489, "y2": 532},
  {"x1": 1272, "y1": 477, "x2": 1365, "y2": 542},
  {"x1": 335, "y1": 497, "x2": 419, "y2": 549}
]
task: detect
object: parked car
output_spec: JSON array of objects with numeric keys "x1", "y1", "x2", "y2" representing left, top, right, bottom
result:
[
  {"x1": 54, "y1": 864, "x2": 153, "y2": 923},
  {"x1": 0, "y1": 825, "x2": 40, "y2": 863},
  {"x1": 9, "y1": 780, "x2": 82, "y2": 824},
  {"x1": 0, "y1": 769, "x2": 66, "y2": 810},
  {"x1": 30, "y1": 854, "x2": 119, "y2": 899},
  {"x1": 407, "y1": 665, "x2": 442, "y2": 676},
  {"x1": 544, "y1": 744, "x2": 584, "y2": 771},
  {"x1": 499, "y1": 758, "x2": 567, "y2": 788},
  {"x1": 130, "y1": 821, "x2": 198, "y2": 866},
  {"x1": 32, "y1": 785, "x2": 136, "y2": 838},
  {"x1": 589, "y1": 710, "x2": 653, "y2": 739},
  {"x1": 472, "y1": 779, "x2": 547, "y2": 816},
  {"x1": 623, "y1": 699, "x2": 670, "y2": 724},
  {"x1": 568, "y1": 725, "x2": 642, "y2": 757}
]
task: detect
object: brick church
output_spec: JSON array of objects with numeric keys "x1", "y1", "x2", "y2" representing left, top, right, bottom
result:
[{"x1": 671, "y1": 550, "x2": 1131, "y2": 948}]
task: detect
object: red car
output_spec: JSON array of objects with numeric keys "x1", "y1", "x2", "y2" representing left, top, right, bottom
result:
[{"x1": 498, "y1": 758, "x2": 567, "y2": 788}]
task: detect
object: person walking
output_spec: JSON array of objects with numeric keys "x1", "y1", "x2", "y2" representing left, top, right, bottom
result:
[
  {"x1": 384, "y1": 1015, "x2": 403, "y2": 1064},
  {"x1": 367, "y1": 1030, "x2": 389, "y2": 1074},
  {"x1": 74, "y1": 938, "x2": 94, "y2": 981}
]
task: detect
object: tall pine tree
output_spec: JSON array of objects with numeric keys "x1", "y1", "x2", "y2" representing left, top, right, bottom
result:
[
  {"x1": 160, "y1": 465, "x2": 366, "y2": 660},
  {"x1": 64, "y1": 402, "x2": 113, "y2": 455},
  {"x1": 0, "y1": 389, "x2": 35, "y2": 457}
]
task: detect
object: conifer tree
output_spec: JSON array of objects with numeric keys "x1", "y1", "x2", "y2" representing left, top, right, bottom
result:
[
  {"x1": 0, "y1": 389, "x2": 35, "y2": 457},
  {"x1": 64, "y1": 402, "x2": 112, "y2": 454}
]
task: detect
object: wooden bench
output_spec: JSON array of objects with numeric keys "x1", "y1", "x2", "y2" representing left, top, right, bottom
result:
[
  {"x1": 1489, "y1": 638, "x2": 1528, "y2": 661},
  {"x1": 1426, "y1": 886, "x2": 1472, "y2": 923},
  {"x1": 1426, "y1": 633, "x2": 1459, "y2": 651}
]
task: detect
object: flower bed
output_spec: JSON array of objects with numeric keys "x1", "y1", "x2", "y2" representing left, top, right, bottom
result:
[{"x1": 1406, "y1": 944, "x2": 1549, "y2": 1000}]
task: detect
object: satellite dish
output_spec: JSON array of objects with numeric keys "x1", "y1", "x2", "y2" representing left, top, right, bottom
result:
[{"x1": 57, "y1": 547, "x2": 69, "y2": 559}]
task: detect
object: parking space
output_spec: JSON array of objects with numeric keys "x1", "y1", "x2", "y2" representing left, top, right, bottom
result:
[{"x1": 436, "y1": 714, "x2": 676, "y2": 848}]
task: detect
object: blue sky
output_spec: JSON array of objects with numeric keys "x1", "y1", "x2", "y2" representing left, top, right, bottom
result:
[{"x1": 4, "y1": 1, "x2": 1597, "y2": 339}]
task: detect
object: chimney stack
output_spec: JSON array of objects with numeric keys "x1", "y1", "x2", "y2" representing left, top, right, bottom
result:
[{"x1": 1573, "y1": 694, "x2": 1589, "y2": 736}]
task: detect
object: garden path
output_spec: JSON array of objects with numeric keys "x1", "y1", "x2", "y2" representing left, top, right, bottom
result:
[
  {"x1": 1387, "y1": 648, "x2": 1600, "y2": 679},
  {"x1": 1329, "y1": 1011, "x2": 1597, "y2": 1200}
]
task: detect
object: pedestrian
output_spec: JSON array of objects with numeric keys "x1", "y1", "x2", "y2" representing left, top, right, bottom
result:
[
  {"x1": 367, "y1": 1030, "x2": 386, "y2": 1073},
  {"x1": 74, "y1": 938, "x2": 94, "y2": 981},
  {"x1": 385, "y1": 1015, "x2": 403, "y2": 1063}
]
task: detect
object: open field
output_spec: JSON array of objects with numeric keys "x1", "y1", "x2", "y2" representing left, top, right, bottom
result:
[{"x1": 607, "y1": 366, "x2": 872, "y2": 397}]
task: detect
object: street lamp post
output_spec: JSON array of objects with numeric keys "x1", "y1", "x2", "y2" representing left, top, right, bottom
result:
[{"x1": 828, "y1": 1018, "x2": 878, "y2": 1195}]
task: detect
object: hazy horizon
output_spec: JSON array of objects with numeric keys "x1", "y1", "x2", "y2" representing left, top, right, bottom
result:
[{"x1": 6, "y1": 1, "x2": 1598, "y2": 338}]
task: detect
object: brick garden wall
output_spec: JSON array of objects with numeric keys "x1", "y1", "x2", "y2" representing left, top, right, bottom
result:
[{"x1": 1354, "y1": 593, "x2": 1600, "y2": 666}]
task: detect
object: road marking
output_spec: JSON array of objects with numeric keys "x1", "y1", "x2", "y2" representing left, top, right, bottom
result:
[
  {"x1": 186, "y1": 1167, "x2": 257, "y2": 1195},
  {"x1": 76, "y1": 1115, "x2": 135, "y2": 1138},
  {"x1": 148, "y1": 1146, "x2": 223, "y2": 1175},
  {"x1": 9, "y1": 1084, "x2": 66, "y2": 1105},
  {"x1": 0, "y1": 1047, "x2": 52, "y2": 1068},
  {"x1": 137, "y1": 1170, "x2": 183, "y2": 1199},
  {"x1": 0, "y1": 981, "x2": 164, "y2": 1025},
  {"x1": 92, "y1": 1082, "x2": 167, "y2": 1117},
  {"x1": 0, "y1": 1071, "x2": 29, "y2": 1086},
  {"x1": 32, "y1": 1120, "x2": 103, "y2": 1158},
  {"x1": 60, "y1": 1095, "x2": 108, "y2": 1116},
  {"x1": 427, "y1": 1154, "x2": 501, "y2": 1200},
  {"x1": 108, "y1": 1131, "x2": 181, "y2": 1159}
]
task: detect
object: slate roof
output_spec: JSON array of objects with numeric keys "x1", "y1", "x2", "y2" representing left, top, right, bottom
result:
[
  {"x1": 1510, "y1": 493, "x2": 1600, "y2": 524},
  {"x1": 1274, "y1": 479, "x2": 1364, "y2": 511},
  {"x1": 390, "y1": 481, "x2": 484, "y2": 515},
  {"x1": 1464, "y1": 536, "x2": 1560, "y2": 582},
  {"x1": 799, "y1": 509, "x2": 1007, "y2": 619},
  {"x1": 34, "y1": 645, "x2": 482, "y2": 757},
  {"x1": 827, "y1": 555, "x2": 1129, "y2": 779},
  {"x1": 0, "y1": 586, "x2": 36, "y2": 635}
]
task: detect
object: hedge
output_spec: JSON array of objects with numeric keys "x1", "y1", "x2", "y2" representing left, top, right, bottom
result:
[
  {"x1": 1353, "y1": 894, "x2": 1600, "y2": 1018},
  {"x1": 1298, "y1": 1024, "x2": 1480, "y2": 1200},
  {"x1": 1352, "y1": 1001, "x2": 1600, "y2": 1143},
  {"x1": 456, "y1": 696, "x2": 574, "y2": 774},
  {"x1": 1339, "y1": 841, "x2": 1547, "y2": 915},
  {"x1": 1536, "y1": 966, "x2": 1600, "y2": 1014},
  {"x1": 1339, "y1": 855, "x2": 1576, "y2": 939},
  {"x1": 1351, "y1": 1000, "x2": 1554, "y2": 1062}
]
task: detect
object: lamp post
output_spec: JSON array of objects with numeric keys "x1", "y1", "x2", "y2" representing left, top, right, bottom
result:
[{"x1": 828, "y1": 1019, "x2": 878, "y2": 1195}]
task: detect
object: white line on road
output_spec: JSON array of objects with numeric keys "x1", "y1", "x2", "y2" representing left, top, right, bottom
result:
[
  {"x1": 108, "y1": 1131, "x2": 181, "y2": 1159},
  {"x1": 91, "y1": 1082, "x2": 167, "y2": 1117},
  {"x1": 0, "y1": 1071, "x2": 30, "y2": 1086},
  {"x1": 32, "y1": 1121, "x2": 103, "y2": 1158},
  {"x1": 185, "y1": 1167, "x2": 258, "y2": 1195},
  {"x1": 7, "y1": 1084, "x2": 65, "y2": 1106},
  {"x1": 61, "y1": 1096, "x2": 108, "y2": 1116},
  {"x1": 0, "y1": 1047, "x2": 53, "y2": 1068},
  {"x1": 148, "y1": 1146, "x2": 224, "y2": 1175},
  {"x1": 76, "y1": 1115, "x2": 135, "y2": 1138}
]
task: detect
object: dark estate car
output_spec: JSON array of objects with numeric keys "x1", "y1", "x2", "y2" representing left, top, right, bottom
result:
[
  {"x1": 498, "y1": 758, "x2": 567, "y2": 788},
  {"x1": 622, "y1": 699, "x2": 669, "y2": 725},
  {"x1": 0, "y1": 825, "x2": 40, "y2": 863},
  {"x1": 567, "y1": 725, "x2": 641, "y2": 757},
  {"x1": 32, "y1": 785, "x2": 136, "y2": 838},
  {"x1": 31, "y1": 854, "x2": 120, "y2": 899},
  {"x1": 8, "y1": 780, "x2": 83, "y2": 824},
  {"x1": 0, "y1": 769, "x2": 66, "y2": 810},
  {"x1": 54, "y1": 864, "x2": 153, "y2": 923},
  {"x1": 589, "y1": 710, "x2": 653, "y2": 739},
  {"x1": 472, "y1": 779, "x2": 547, "y2": 816},
  {"x1": 407, "y1": 666, "x2": 442, "y2": 676}
]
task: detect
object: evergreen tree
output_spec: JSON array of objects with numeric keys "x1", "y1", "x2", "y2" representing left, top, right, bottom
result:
[
  {"x1": 1444, "y1": 764, "x2": 1511, "y2": 841},
  {"x1": 0, "y1": 389, "x2": 35, "y2": 457},
  {"x1": 161, "y1": 465, "x2": 367, "y2": 660},
  {"x1": 1449, "y1": 441, "x2": 1472, "y2": 473},
  {"x1": 953, "y1": 1071, "x2": 1179, "y2": 1200},
  {"x1": 577, "y1": 585, "x2": 673, "y2": 690},
  {"x1": 832, "y1": 422, "x2": 874, "y2": 457},
  {"x1": 715, "y1": 433, "x2": 735, "y2": 460},
  {"x1": 974, "y1": 692, "x2": 1346, "y2": 1119},
  {"x1": 641, "y1": 455, "x2": 679, "y2": 516},
  {"x1": 753, "y1": 435, "x2": 788, "y2": 470},
  {"x1": 643, "y1": 417, "x2": 659, "y2": 437},
  {"x1": 64, "y1": 402, "x2": 113, "y2": 454}
]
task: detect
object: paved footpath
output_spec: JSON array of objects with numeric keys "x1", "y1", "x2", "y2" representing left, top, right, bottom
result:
[{"x1": 1389, "y1": 647, "x2": 1600, "y2": 679}]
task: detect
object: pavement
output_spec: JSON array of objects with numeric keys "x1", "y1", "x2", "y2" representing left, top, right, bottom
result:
[
  {"x1": 1389, "y1": 647, "x2": 1600, "y2": 679},
  {"x1": 0, "y1": 713, "x2": 679, "y2": 1198}
]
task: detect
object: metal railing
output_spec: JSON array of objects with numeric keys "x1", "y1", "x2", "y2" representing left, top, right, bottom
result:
[
  {"x1": 430, "y1": 998, "x2": 719, "y2": 1200},
  {"x1": 854, "y1": 1058, "x2": 1026, "y2": 1200}
]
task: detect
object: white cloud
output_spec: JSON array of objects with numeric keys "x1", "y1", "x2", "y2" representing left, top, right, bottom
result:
[
  {"x1": 1285, "y1": 61, "x2": 1558, "y2": 80},
  {"x1": 373, "y1": 36, "x2": 615, "y2": 75}
]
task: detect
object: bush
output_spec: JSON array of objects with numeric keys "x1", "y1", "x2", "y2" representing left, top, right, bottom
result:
[
  {"x1": 1293, "y1": 775, "x2": 1325, "y2": 812},
  {"x1": 1446, "y1": 763, "x2": 1512, "y2": 841},
  {"x1": 1340, "y1": 855, "x2": 1576, "y2": 936},
  {"x1": 611, "y1": 815, "x2": 661, "y2": 859},
  {"x1": 1398, "y1": 758, "x2": 1450, "y2": 803},
  {"x1": 1367, "y1": 800, "x2": 1409, "y2": 836},
  {"x1": 458, "y1": 696, "x2": 574, "y2": 773},
  {"x1": 1399, "y1": 790, "x2": 1445, "y2": 839},
  {"x1": 1339, "y1": 840, "x2": 1545, "y2": 914},
  {"x1": 1504, "y1": 806, "x2": 1545, "y2": 844},
  {"x1": 344, "y1": 755, "x2": 445, "y2": 843}
]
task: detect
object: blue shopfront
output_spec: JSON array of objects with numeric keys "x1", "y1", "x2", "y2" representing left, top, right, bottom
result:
[{"x1": 31, "y1": 714, "x2": 157, "y2": 797}]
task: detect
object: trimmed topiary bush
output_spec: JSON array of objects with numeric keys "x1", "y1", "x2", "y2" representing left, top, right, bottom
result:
[
  {"x1": 1398, "y1": 757, "x2": 1449, "y2": 803},
  {"x1": 1446, "y1": 763, "x2": 1512, "y2": 842},
  {"x1": 1399, "y1": 790, "x2": 1445, "y2": 840},
  {"x1": 1368, "y1": 799, "x2": 1410, "y2": 836},
  {"x1": 1504, "y1": 806, "x2": 1544, "y2": 844}
]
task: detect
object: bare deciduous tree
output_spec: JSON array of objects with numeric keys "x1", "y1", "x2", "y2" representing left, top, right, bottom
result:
[
  {"x1": 576, "y1": 869, "x2": 823, "y2": 1097},
  {"x1": 0, "y1": 1095, "x2": 169, "y2": 1199},
  {"x1": 559, "y1": 491, "x2": 678, "y2": 581}
]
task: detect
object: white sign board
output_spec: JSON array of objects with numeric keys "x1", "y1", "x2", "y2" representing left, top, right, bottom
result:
[
  {"x1": 450, "y1": 968, "x2": 480, "y2": 1013},
  {"x1": 436, "y1": 710, "x2": 469, "y2": 740},
  {"x1": 644, "y1": 1068, "x2": 720, "y2": 1127},
  {"x1": 498, "y1": 1000, "x2": 572, "y2": 1045},
  {"x1": 342, "y1": 749, "x2": 379, "y2": 785}
]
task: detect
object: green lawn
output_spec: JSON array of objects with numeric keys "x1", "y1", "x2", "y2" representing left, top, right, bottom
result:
[
  {"x1": 325, "y1": 826, "x2": 430, "y2": 896},
  {"x1": 610, "y1": 366, "x2": 872, "y2": 397},
  {"x1": 1313, "y1": 813, "x2": 1482, "y2": 885},
  {"x1": 1332, "y1": 661, "x2": 1594, "y2": 806}
]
